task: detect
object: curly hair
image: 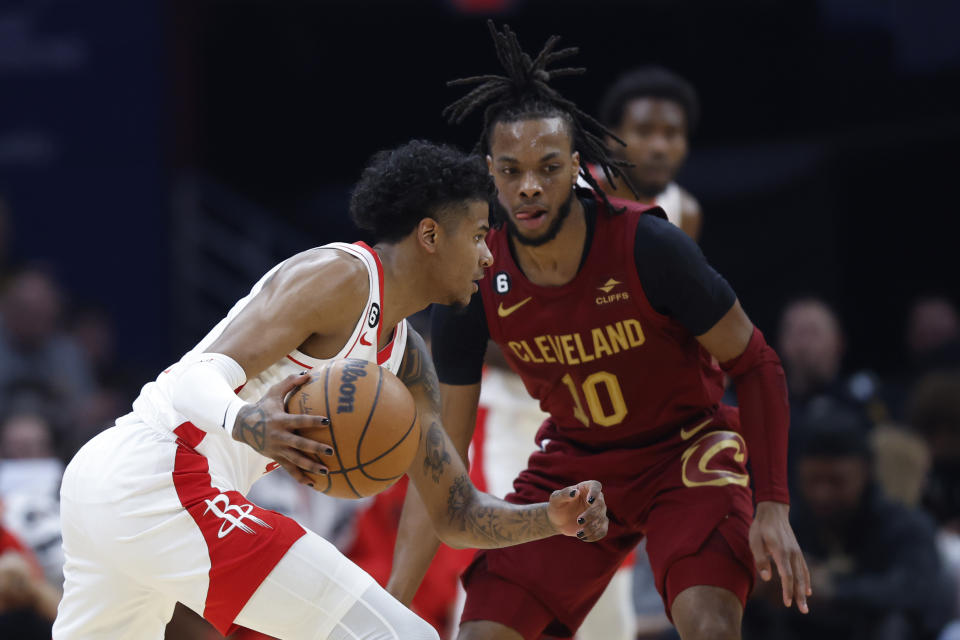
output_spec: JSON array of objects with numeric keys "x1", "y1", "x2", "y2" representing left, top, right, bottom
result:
[
  {"x1": 444, "y1": 21, "x2": 635, "y2": 208},
  {"x1": 349, "y1": 139, "x2": 494, "y2": 243},
  {"x1": 598, "y1": 66, "x2": 700, "y2": 134}
]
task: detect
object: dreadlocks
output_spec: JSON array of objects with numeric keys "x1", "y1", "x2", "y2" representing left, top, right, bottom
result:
[{"x1": 443, "y1": 20, "x2": 636, "y2": 210}]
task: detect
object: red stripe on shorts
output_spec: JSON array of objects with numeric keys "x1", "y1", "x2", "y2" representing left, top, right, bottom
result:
[{"x1": 172, "y1": 422, "x2": 306, "y2": 635}]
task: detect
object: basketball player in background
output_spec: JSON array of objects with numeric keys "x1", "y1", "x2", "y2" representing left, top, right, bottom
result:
[
  {"x1": 52, "y1": 140, "x2": 608, "y2": 640},
  {"x1": 596, "y1": 66, "x2": 702, "y2": 241},
  {"x1": 389, "y1": 24, "x2": 809, "y2": 640}
]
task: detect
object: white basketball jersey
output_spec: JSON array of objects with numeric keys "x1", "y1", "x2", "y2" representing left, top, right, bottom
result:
[
  {"x1": 130, "y1": 241, "x2": 408, "y2": 493},
  {"x1": 655, "y1": 182, "x2": 683, "y2": 227}
]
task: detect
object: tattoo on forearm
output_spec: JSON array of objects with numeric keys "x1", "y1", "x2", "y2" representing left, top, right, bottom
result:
[
  {"x1": 423, "y1": 421, "x2": 451, "y2": 483},
  {"x1": 446, "y1": 474, "x2": 555, "y2": 546},
  {"x1": 235, "y1": 406, "x2": 267, "y2": 452},
  {"x1": 399, "y1": 330, "x2": 441, "y2": 415}
]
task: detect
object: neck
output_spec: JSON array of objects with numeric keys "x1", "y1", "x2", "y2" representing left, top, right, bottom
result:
[
  {"x1": 511, "y1": 196, "x2": 587, "y2": 287},
  {"x1": 371, "y1": 241, "x2": 431, "y2": 337}
]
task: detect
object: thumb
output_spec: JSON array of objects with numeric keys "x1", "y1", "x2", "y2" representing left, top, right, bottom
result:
[{"x1": 555, "y1": 486, "x2": 580, "y2": 503}]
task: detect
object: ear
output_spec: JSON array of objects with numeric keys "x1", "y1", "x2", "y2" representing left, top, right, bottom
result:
[
  {"x1": 486, "y1": 154, "x2": 494, "y2": 176},
  {"x1": 417, "y1": 217, "x2": 441, "y2": 254},
  {"x1": 571, "y1": 151, "x2": 581, "y2": 184}
]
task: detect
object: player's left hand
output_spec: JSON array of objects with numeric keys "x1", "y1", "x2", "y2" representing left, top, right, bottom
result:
[
  {"x1": 749, "y1": 501, "x2": 811, "y2": 614},
  {"x1": 548, "y1": 480, "x2": 608, "y2": 542}
]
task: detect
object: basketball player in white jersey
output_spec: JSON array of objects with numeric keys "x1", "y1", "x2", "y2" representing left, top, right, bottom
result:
[
  {"x1": 597, "y1": 66, "x2": 703, "y2": 242},
  {"x1": 52, "y1": 140, "x2": 608, "y2": 640}
]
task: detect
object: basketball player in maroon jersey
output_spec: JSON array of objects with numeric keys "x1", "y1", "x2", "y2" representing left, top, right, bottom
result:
[{"x1": 388, "y1": 24, "x2": 810, "y2": 640}]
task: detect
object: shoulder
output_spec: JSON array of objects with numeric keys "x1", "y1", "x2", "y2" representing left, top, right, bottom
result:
[
  {"x1": 263, "y1": 247, "x2": 369, "y2": 322},
  {"x1": 679, "y1": 186, "x2": 702, "y2": 218}
]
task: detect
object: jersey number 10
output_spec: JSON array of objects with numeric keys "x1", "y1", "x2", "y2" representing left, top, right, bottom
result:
[{"x1": 561, "y1": 371, "x2": 627, "y2": 427}]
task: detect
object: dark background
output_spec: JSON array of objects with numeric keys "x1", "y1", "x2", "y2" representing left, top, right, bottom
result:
[{"x1": 2, "y1": 0, "x2": 958, "y2": 377}]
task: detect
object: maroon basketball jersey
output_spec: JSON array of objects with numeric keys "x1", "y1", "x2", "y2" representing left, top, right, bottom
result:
[{"x1": 480, "y1": 195, "x2": 730, "y2": 449}]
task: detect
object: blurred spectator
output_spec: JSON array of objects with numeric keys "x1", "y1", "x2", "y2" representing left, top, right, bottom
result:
[
  {"x1": 0, "y1": 522, "x2": 60, "y2": 639},
  {"x1": 67, "y1": 304, "x2": 135, "y2": 448},
  {"x1": 0, "y1": 410, "x2": 65, "y2": 588},
  {"x1": 910, "y1": 372, "x2": 960, "y2": 625},
  {"x1": 0, "y1": 266, "x2": 96, "y2": 421},
  {"x1": 597, "y1": 66, "x2": 703, "y2": 241},
  {"x1": 907, "y1": 296, "x2": 960, "y2": 375},
  {"x1": 745, "y1": 412, "x2": 954, "y2": 640}
]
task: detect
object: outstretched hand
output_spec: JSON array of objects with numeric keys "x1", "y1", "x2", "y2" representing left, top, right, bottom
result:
[
  {"x1": 749, "y1": 501, "x2": 811, "y2": 613},
  {"x1": 232, "y1": 372, "x2": 336, "y2": 486},
  {"x1": 548, "y1": 480, "x2": 608, "y2": 542}
]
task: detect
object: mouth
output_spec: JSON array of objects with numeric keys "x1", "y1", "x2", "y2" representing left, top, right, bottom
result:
[{"x1": 514, "y1": 205, "x2": 549, "y2": 230}]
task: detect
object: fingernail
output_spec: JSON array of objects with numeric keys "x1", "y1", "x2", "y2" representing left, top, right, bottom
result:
[
  {"x1": 307, "y1": 482, "x2": 314, "y2": 488},
  {"x1": 318, "y1": 469, "x2": 328, "y2": 476},
  {"x1": 324, "y1": 447, "x2": 334, "y2": 456},
  {"x1": 576, "y1": 530, "x2": 585, "y2": 538},
  {"x1": 300, "y1": 370, "x2": 308, "y2": 376},
  {"x1": 320, "y1": 417, "x2": 330, "y2": 425},
  {"x1": 577, "y1": 517, "x2": 585, "y2": 525},
  {"x1": 587, "y1": 495, "x2": 595, "y2": 504},
  {"x1": 569, "y1": 489, "x2": 576, "y2": 497}
]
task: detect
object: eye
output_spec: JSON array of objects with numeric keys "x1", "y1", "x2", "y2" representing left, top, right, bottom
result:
[
  {"x1": 544, "y1": 164, "x2": 561, "y2": 173},
  {"x1": 500, "y1": 167, "x2": 516, "y2": 175}
]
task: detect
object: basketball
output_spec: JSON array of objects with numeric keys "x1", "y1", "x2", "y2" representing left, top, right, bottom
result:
[{"x1": 285, "y1": 358, "x2": 421, "y2": 499}]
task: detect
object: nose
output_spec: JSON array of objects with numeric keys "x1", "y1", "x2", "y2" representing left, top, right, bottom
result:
[
  {"x1": 648, "y1": 133, "x2": 669, "y2": 157},
  {"x1": 519, "y1": 171, "x2": 542, "y2": 199},
  {"x1": 479, "y1": 243, "x2": 493, "y2": 269}
]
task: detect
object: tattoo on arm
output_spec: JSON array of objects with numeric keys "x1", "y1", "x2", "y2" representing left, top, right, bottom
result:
[
  {"x1": 423, "y1": 421, "x2": 451, "y2": 483},
  {"x1": 235, "y1": 405, "x2": 267, "y2": 453},
  {"x1": 398, "y1": 329, "x2": 441, "y2": 416},
  {"x1": 446, "y1": 474, "x2": 555, "y2": 546}
]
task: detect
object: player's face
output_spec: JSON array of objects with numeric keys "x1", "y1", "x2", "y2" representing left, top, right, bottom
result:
[
  {"x1": 437, "y1": 199, "x2": 493, "y2": 307},
  {"x1": 487, "y1": 118, "x2": 580, "y2": 247},
  {"x1": 612, "y1": 98, "x2": 688, "y2": 198}
]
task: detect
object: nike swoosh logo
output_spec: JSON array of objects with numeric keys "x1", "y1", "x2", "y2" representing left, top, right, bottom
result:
[
  {"x1": 359, "y1": 332, "x2": 372, "y2": 346},
  {"x1": 680, "y1": 417, "x2": 713, "y2": 441},
  {"x1": 497, "y1": 297, "x2": 533, "y2": 318}
]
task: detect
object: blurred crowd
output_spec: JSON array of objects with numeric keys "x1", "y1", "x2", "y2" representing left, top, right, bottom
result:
[{"x1": 3, "y1": 65, "x2": 960, "y2": 638}]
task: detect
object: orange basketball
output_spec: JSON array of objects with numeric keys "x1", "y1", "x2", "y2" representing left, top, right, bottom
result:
[{"x1": 286, "y1": 358, "x2": 420, "y2": 499}]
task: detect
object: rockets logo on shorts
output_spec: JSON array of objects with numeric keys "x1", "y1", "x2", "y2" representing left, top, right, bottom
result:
[{"x1": 203, "y1": 493, "x2": 273, "y2": 539}]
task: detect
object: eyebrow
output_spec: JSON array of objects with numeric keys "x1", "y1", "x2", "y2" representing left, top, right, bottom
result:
[{"x1": 495, "y1": 151, "x2": 562, "y2": 163}]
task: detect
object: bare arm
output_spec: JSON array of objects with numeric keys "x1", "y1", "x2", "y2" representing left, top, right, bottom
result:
[
  {"x1": 191, "y1": 250, "x2": 366, "y2": 484},
  {"x1": 388, "y1": 330, "x2": 607, "y2": 602}
]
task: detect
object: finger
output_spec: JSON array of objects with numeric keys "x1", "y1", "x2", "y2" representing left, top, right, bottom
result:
[
  {"x1": 277, "y1": 459, "x2": 316, "y2": 487},
  {"x1": 273, "y1": 371, "x2": 313, "y2": 400},
  {"x1": 771, "y1": 547, "x2": 794, "y2": 607},
  {"x1": 282, "y1": 448, "x2": 330, "y2": 477},
  {"x1": 749, "y1": 529, "x2": 773, "y2": 582},
  {"x1": 581, "y1": 514, "x2": 609, "y2": 542},
  {"x1": 554, "y1": 485, "x2": 579, "y2": 502},
  {"x1": 286, "y1": 414, "x2": 331, "y2": 430},
  {"x1": 793, "y1": 552, "x2": 810, "y2": 613},
  {"x1": 281, "y1": 431, "x2": 335, "y2": 458}
]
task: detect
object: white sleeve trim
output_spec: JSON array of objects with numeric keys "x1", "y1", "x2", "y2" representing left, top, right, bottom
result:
[{"x1": 170, "y1": 352, "x2": 250, "y2": 436}]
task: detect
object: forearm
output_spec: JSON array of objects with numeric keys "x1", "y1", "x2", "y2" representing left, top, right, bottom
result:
[
  {"x1": 440, "y1": 473, "x2": 557, "y2": 549},
  {"x1": 387, "y1": 485, "x2": 444, "y2": 605},
  {"x1": 168, "y1": 352, "x2": 250, "y2": 436},
  {"x1": 721, "y1": 327, "x2": 790, "y2": 504}
]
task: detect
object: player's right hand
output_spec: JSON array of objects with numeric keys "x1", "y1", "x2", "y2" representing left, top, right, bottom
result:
[
  {"x1": 548, "y1": 480, "x2": 608, "y2": 542},
  {"x1": 232, "y1": 372, "x2": 336, "y2": 486}
]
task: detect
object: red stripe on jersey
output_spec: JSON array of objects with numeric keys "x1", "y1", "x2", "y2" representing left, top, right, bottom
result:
[
  {"x1": 354, "y1": 241, "x2": 385, "y2": 348},
  {"x1": 172, "y1": 422, "x2": 305, "y2": 635},
  {"x1": 285, "y1": 354, "x2": 313, "y2": 369}
]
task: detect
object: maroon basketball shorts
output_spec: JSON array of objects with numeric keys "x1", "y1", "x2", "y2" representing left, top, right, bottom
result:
[{"x1": 460, "y1": 425, "x2": 756, "y2": 639}]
